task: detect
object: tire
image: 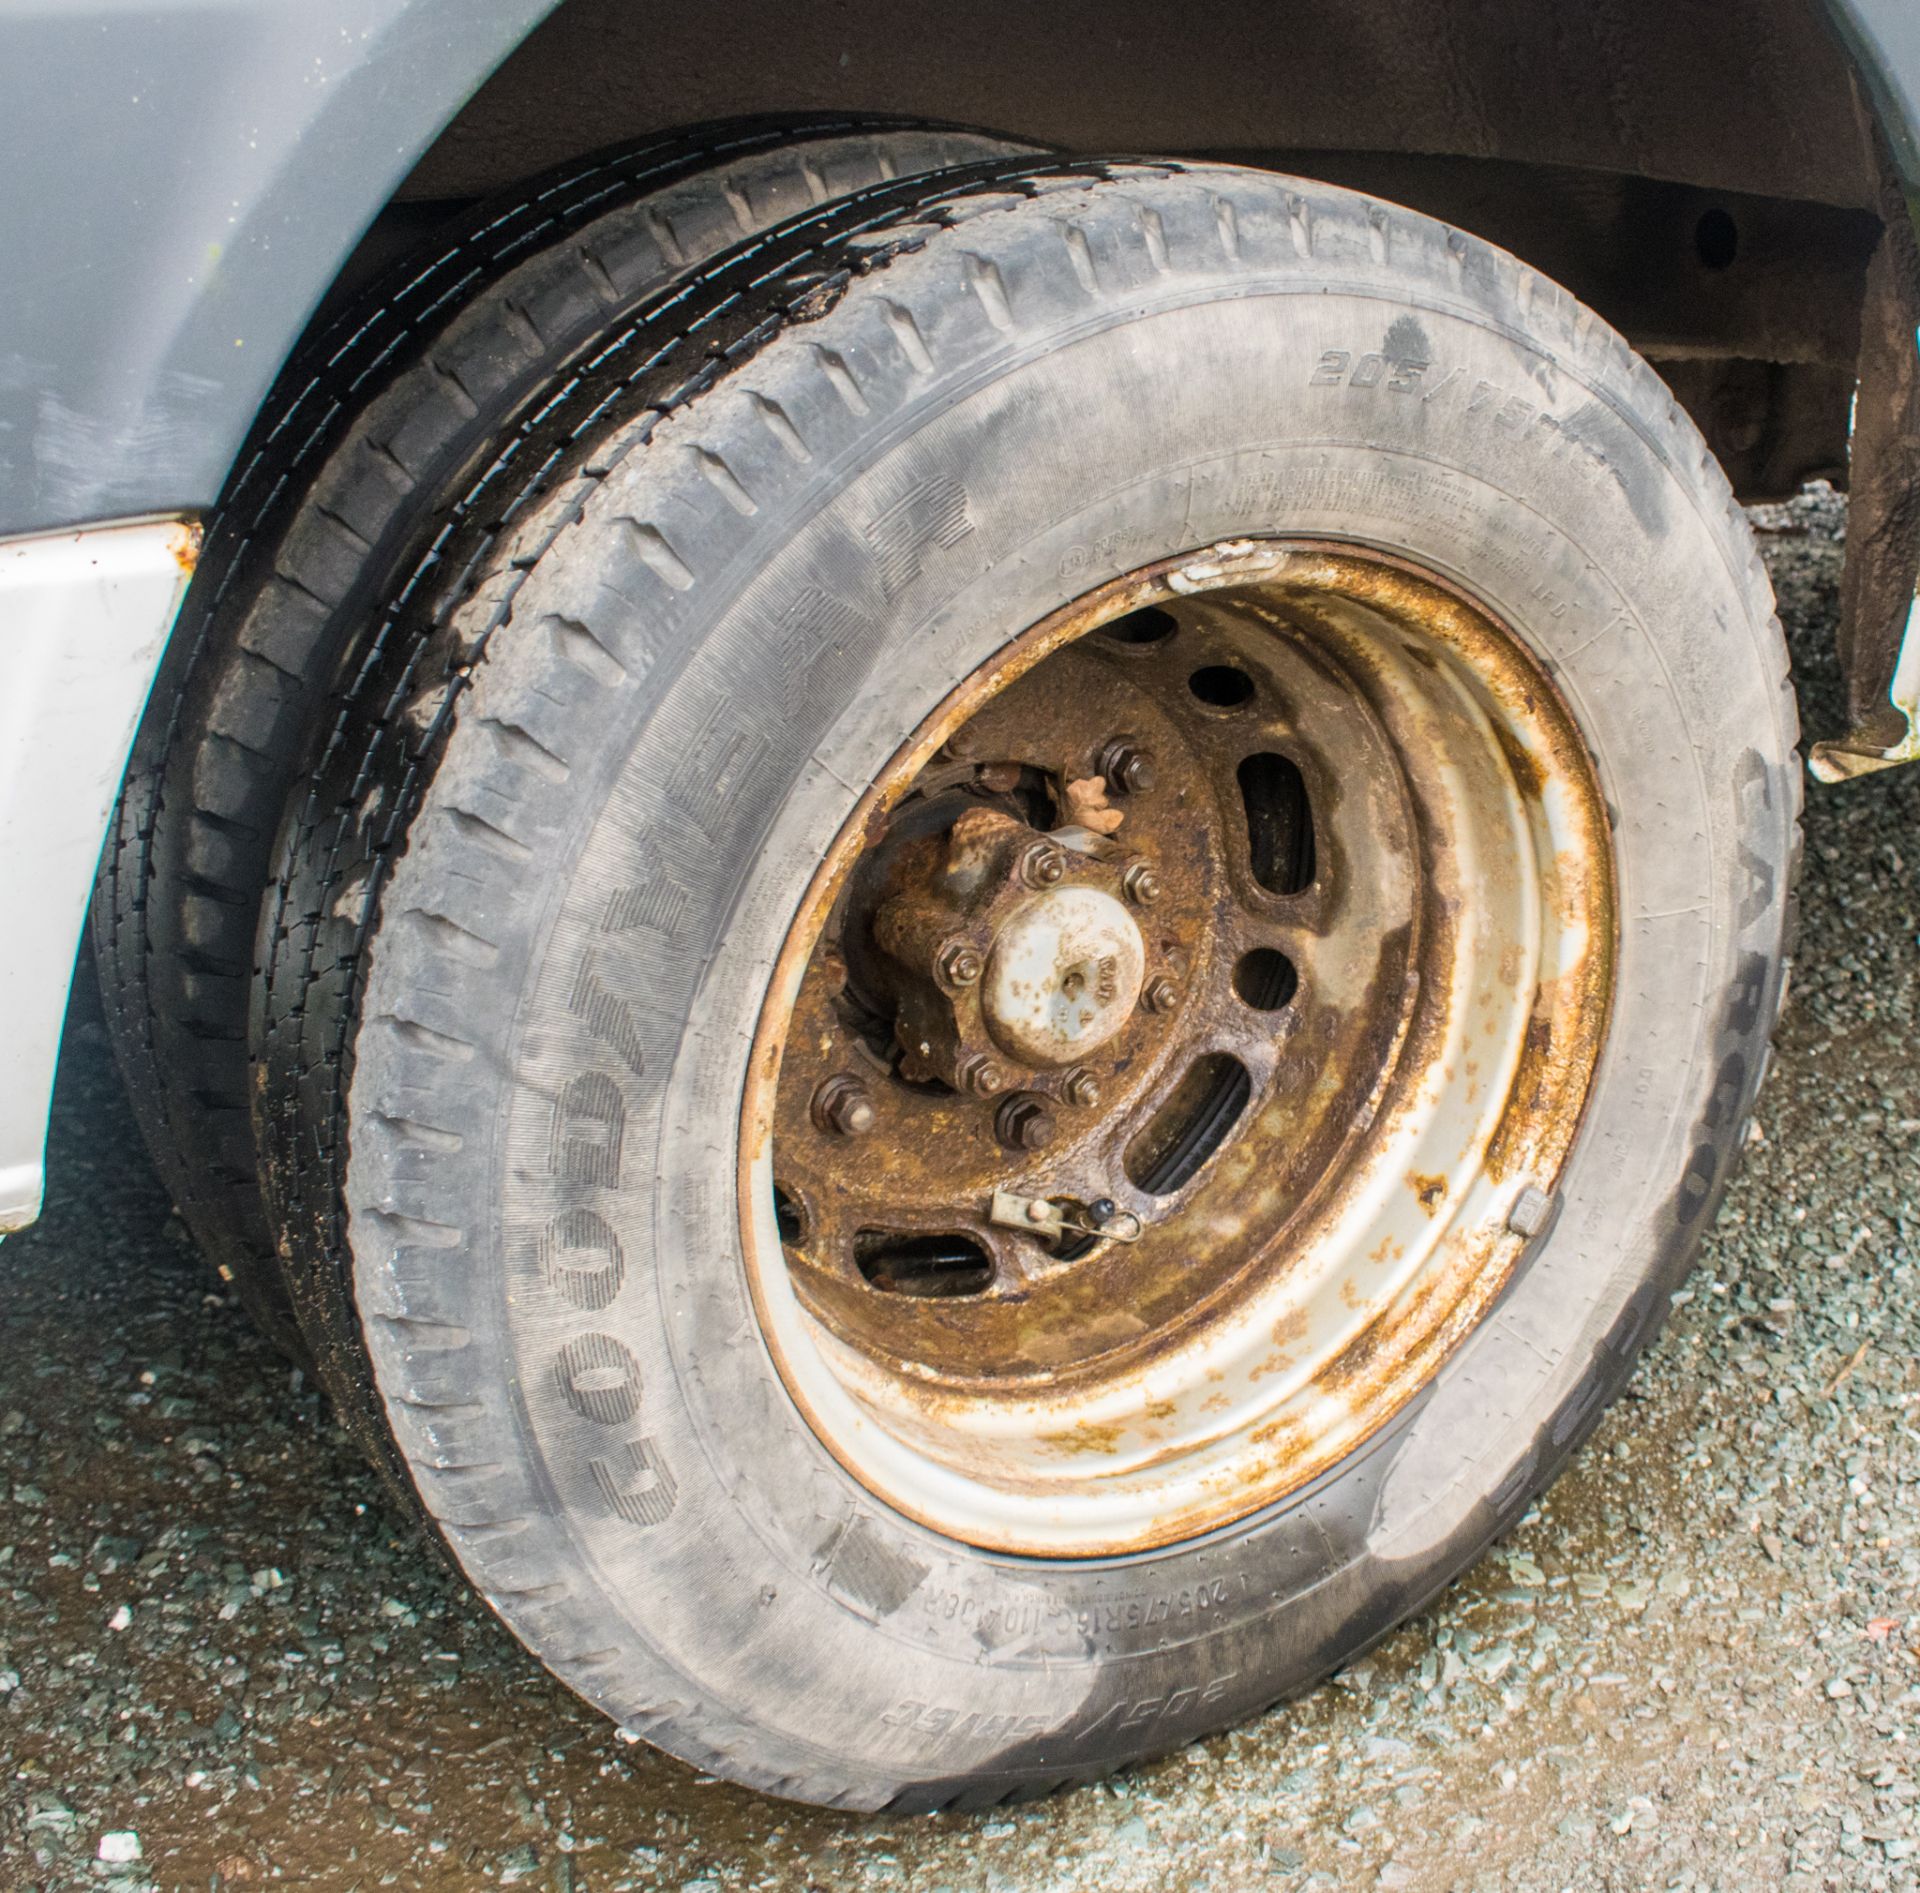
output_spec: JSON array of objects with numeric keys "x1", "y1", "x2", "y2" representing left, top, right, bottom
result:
[
  {"x1": 90, "y1": 117, "x2": 1025, "y2": 1362},
  {"x1": 254, "y1": 158, "x2": 1798, "y2": 1806}
]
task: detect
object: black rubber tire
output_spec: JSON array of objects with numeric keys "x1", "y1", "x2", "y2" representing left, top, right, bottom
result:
[
  {"x1": 254, "y1": 158, "x2": 1799, "y2": 1807},
  {"x1": 89, "y1": 118, "x2": 1024, "y2": 1363}
]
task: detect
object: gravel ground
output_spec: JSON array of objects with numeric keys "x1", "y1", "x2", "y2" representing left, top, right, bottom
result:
[{"x1": 2, "y1": 488, "x2": 1917, "y2": 1893}]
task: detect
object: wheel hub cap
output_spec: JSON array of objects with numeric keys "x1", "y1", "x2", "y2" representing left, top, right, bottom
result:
[{"x1": 982, "y1": 885, "x2": 1144, "y2": 1065}]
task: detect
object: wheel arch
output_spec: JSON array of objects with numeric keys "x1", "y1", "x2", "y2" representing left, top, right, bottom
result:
[
  {"x1": 6, "y1": 0, "x2": 1917, "y2": 544},
  {"x1": 0, "y1": 0, "x2": 562, "y2": 541}
]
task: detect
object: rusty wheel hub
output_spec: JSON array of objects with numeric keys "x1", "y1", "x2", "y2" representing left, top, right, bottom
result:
[
  {"x1": 858, "y1": 803, "x2": 1151, "y2": 1096},
  {"x1": 741, "y1": 540, "x2": 1615, "y2": 1555}
]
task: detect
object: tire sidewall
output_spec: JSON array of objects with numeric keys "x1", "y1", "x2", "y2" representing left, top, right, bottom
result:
[{"x1": 349, "y1": 180, "x2": 1794, "y2": 1798}]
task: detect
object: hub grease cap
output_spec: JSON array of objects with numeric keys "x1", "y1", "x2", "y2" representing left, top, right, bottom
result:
[{"x1": 980, "y1": 884, "x2": 1145, "y2": 1066}]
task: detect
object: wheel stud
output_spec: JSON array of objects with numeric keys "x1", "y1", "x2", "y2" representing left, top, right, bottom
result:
[
  {"x1": 811, "y1": 1074, "x2": 877, "y2": 1137},
  {"x1": 959, "y1": 1054, "x2": 1008, "y2": 1097},
  {"x1": 1100, "y1": 738, "x2": 1157, "y2": 795},
  {"x1": 995, "y1": 1092, "x2": 1057, "y2": 1151},
  {"x1": 1142, "y1": 974, "x2": 1180, "y2": 1014},
  {"x1": 1063, "y1": 1067, "x2": 1101, "y2": 1108},
  {"x1": 937, "y1": 938, "x2": 984, "y2": 988},
  {"x1": 1122, "y1": 861, "x2": 1162, "y2": 906},
  {"x1": 1020, "y1": 841, "x2": 1066, "y2": 888}
]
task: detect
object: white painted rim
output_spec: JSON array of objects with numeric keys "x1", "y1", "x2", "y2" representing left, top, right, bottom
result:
[{"x1": 742, "y1": 543, "x2": 1612, "y2": 1555}]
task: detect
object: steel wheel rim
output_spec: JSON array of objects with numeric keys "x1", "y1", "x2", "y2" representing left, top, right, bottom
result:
[{"x1": 740, "y1": 539, "x2": 1616, "y2": 1556}]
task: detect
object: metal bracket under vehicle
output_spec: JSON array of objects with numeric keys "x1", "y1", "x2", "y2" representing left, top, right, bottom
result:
[{"x1": 1811, "y1": 591, "x2": 1920, "y2": 779}]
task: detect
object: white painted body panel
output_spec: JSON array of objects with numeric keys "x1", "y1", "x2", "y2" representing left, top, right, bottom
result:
[{"x1": 0, "y1": 518, "x2": 197, "y2": 1231}]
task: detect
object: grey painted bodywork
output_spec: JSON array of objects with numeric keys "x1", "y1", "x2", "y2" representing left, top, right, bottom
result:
[
  {"x1": 1832, "y1": 0, "x2": 1920, "y2": 189},
  {"x1": 0, "y1": 0, "x2": 551, "y2": 540}
]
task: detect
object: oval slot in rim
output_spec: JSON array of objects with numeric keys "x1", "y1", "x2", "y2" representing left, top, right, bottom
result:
[
  {"x1": 1124, "y1": 1052, "x2": 1252, "y2": 1196},
  {"x1": 855, "y1": 1229, "x2": 995, "y2": 1297},
  {"x1": 1238, "y1": 750, "x2": 1315, "y2": 894}
]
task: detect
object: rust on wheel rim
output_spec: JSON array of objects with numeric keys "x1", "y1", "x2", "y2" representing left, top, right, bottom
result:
[{"x1": 739, "y1": 539, "x2": 1616, "y2": 1556}]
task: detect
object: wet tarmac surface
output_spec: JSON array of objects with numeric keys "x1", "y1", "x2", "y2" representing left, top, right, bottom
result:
[{"x1": 2, "y1": 490, "x2": 1916, "y2": 1890}]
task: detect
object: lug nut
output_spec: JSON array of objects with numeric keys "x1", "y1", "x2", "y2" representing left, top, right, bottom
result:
[
  {"x1": 811, "y1": 1074, "x2": 877, "y2": 1137},
  {"x1": 1020, "y1": 841, "x2": 1066, "y2": 889},
  {"x1": 995, "y1": 1092, "x2": 1057, "y2": 1152},
  {"x1": 937, "y1": 938, "x2": 984, "y2": 988},
  {"x1": 1063, "y1": 1067, "x2": 1101, "y2": 1109},
  {"x1": 1122, "y1": 862, "x2": 1162, "y2": 906},
  {"x1": 1142, "y1": 975, "x2": 1180, "y2": 1014},
  {"x1": 1100, "y1": 739, "x2": 1157, "y2": 795},
  {"x1": 959, "y1": 1054, "x2": 1008, "y2": 1097}
]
